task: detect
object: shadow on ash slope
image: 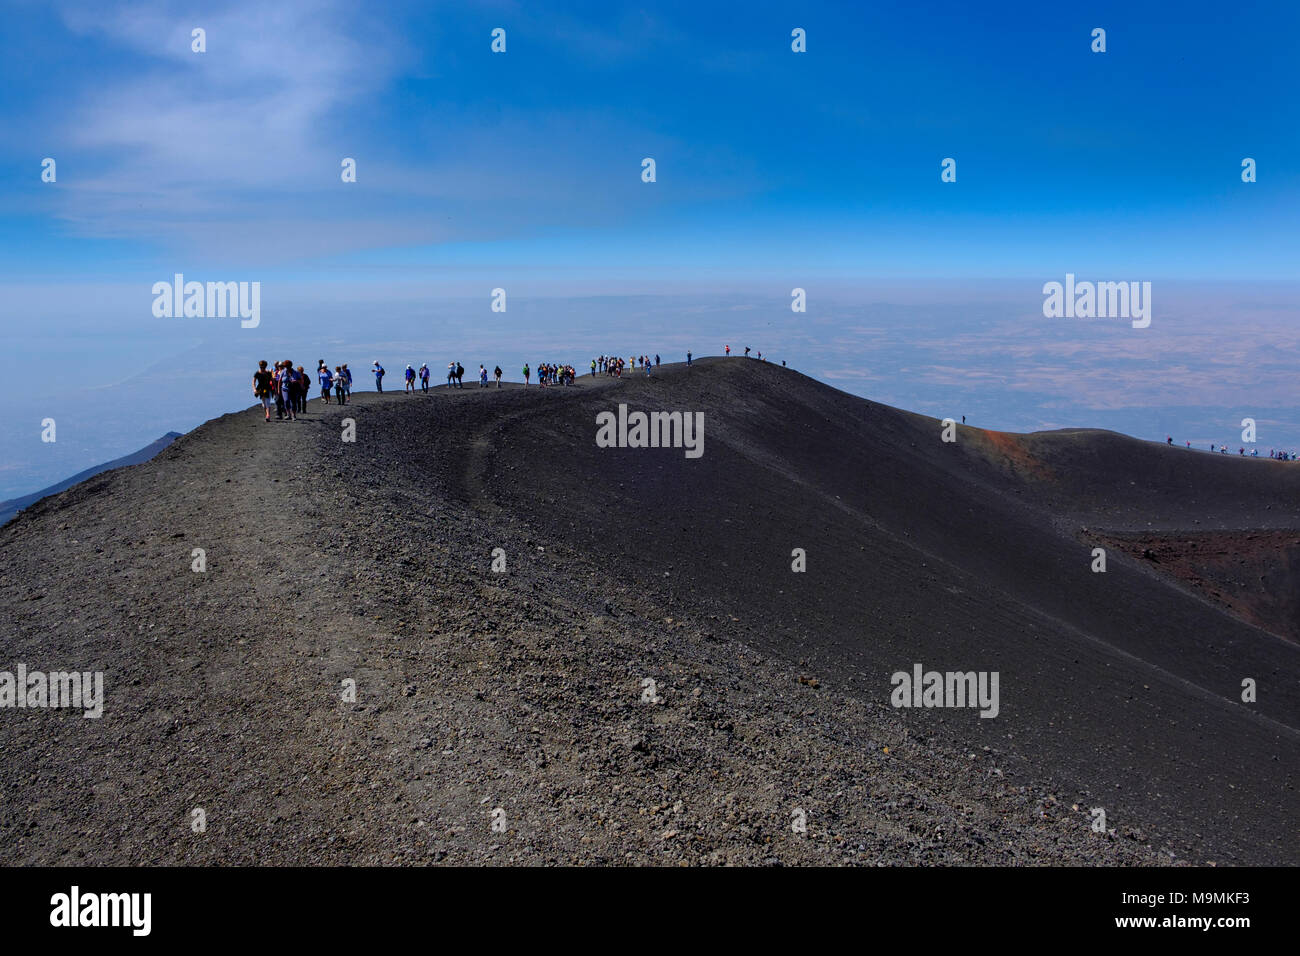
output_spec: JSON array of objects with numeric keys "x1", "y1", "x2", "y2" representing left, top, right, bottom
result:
[{"x1": 1, "y1": 359, "x2": 1294, "y2": 865}]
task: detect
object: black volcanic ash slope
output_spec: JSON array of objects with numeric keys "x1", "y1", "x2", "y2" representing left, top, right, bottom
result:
[
  {"x1": 0, "y1": 358, "x2": 1293, "y2": 865},
  {"x1": 454, "y1": 359, "x2": 1300, "y2": 865}
]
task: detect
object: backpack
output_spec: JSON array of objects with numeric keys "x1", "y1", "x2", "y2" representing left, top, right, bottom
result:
[{"x1": 456, "y1": 364, "x2": 464, "y2": 378}]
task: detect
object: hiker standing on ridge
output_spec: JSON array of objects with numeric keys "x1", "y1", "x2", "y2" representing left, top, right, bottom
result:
[
  {"x1": 270, "y1": 362, "x2": 285, "y2": 419},
  {"x1": 279, "y1": 361, "x2": 299, "y2": 421},
  {"x1": 253, "y1": 360, "x2": 274, "y2": 422},
  {"x1": 372, "y1": 361, "x2": 385, "y2": 392},
  {"x1": 447, "y1": 362, "x2": 456, "y2": 387},
  {"x1": 404, "y1": 365, "x2": 416, "y2": 393},
  {"x1": 480, "y1": 365, "x2": 488, "y2": 387},
  {"x1": 523, "y1": 362, "x2": 530, "y2": 386},
  {"x1": 455, "y1": 362, "x2": 465, "y2": 388},
  {"x1": 295, "y1": 366, "x2": 309, "y2": 413},
  {"x1": 318, "y1": 362, "x2": 334, "y2": 404},
  {"x1": 725, "y1": 345, "x2": 730, "y2": 356},
  {"x1": 687, "y1": 351, "x2": 692, "y2": 366},
  {"x1": 334, "y1": 366, "x2": 347, "y2": 405},
  {"x1": 494, "y1": 365, "x2": 503, "y2": 387},
  {"x1": 342, "y1": 364, "x2": 352, "y2": 398},
  {"x1": 419, "y1": 363, "x2": 430, "y2": 392}
]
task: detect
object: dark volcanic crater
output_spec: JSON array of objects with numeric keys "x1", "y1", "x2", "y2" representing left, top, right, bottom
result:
[{"x1": 1, "y1": 358, "x2": 1295, "y2": 865}]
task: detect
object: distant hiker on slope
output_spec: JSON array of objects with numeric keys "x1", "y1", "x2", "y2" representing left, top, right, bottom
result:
[
  {"x1": 494, "y1": 365, "x2": 503, "y2": 387},
  {"x1": 687, "y1": 351, "x2": 692, "y2": 366},
  {"x1": 253, "y1": 360, "x2": 274, "y2": 422},
  {"x1": 373, "y1": 362, "x2": 385, "y2": 393},
  {"x1": 725, "y1": 345, "x2": 730, "y2": 356},
  {"x1": 342, "y1": 364, "x2": 352, "y2": 397},
  {"x1": 419, "y1": 363, "x2": 430, "y2": 393},
  {"x1": 522, "y1": 363, "x2": 530, "y2": 386},
  {"x1": 404, "y1": 365, "x2": 416, "y2": 393},
  {"x1": 480, "y1": 365, "x2": 488, "y2": 387},
  {"x1": 334, "y1": 366, "x2": 347, "y2": 405}
]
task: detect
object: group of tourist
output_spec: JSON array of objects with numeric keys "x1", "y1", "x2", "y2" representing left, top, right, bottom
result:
[
  {"x1": 1174, "y1": 437, "x2": 1299, "y2": 460},
  {"x1": 251, "y1": 359, "x2": 352, "y2": 422}
]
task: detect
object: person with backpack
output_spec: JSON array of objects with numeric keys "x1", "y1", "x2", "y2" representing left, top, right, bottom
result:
[
  {"x1": 334, "y1": 366, "x2": 347, "y2": 405},
  {"x1": 522, "y1": 362, "x2": 530, "y2": 386},
  {"x1": 372, "y1": 361, "x2": 385, "y2": 392},
  {"x1": 686, "y1": 350, "x2": 692, "y2": 366},
  {"x1": 494, "y1": 365, "x2": 503, "y2": 387},
  {"x1": 342, "y1": 364, "x2": 352, "y2": 397},
  {"x1": 404, "y1": 365, "x2": 416, "y2": 393},
  {"x1": 419, "y1": 363, "x2": 430, "y2": 393},
  {"x1": 252, "y1": 360, "x2": 274, "y2": 422},
  {"x1": 479, "y1": 365, "x2": 488, "y2": 387},
  {"x1": 454, "y1": 362, "x2": 465, "y2": 388}
]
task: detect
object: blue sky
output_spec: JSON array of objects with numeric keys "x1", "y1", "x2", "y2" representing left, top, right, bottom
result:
[
  {"x1": 2, "y1": 0, "x2": 1297, "y2": 278},
  {"x1": 0, "y1": 0, "x2": 1297, "y2": 498}
]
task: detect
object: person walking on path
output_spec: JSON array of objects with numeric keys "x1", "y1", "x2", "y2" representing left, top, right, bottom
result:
[
  {"x1": 522, "y1": 362, "x2": 530, "y2": 386},
  {"x1": 279, "y1": 361, "x2": 299, "y2": 421},
  {"x1": 295, "y1": 366, "x2": 309, "y2": 413},
  {"x1": 334, "y1": 366, "x2": 347, "y2": 405},
  {"x1": 404, "y1": 365, "x2": 416, "y2": 393},
  {"x1": 479, "y1": 365, "x2": 489, "y2": 387},
  {"x1": 687, "y1": 351, "x2": 692, "y2": 366},
  {"x1": 318, "y1": 363, "x2": 334, "y2": 404},
  {"x1": 253, "y1": 360, "x2": 274, "y2": 422},
  {"x1": 419, "y1": 363, "x2": 430, "y2": 393},
  {"x1": 494, "y1": 365, "x2": 503, "y2": 387},
  {"x1": 724, "y1": 345, "x2": 730, "y2": 357},
  {"x1": 271, "y1": 362, "x2": 286, "y2": 420},
  {"x1": 342, "y1": 364, "x2": 352, "y2": 397},
  {"x1": 372, "y1": 361, "x2": 385, "y2": 392}
]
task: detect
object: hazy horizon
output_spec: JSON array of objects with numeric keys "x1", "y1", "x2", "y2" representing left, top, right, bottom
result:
[{"x1": 3, "y1": 278, "x2": 1298, "y2": 501}]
